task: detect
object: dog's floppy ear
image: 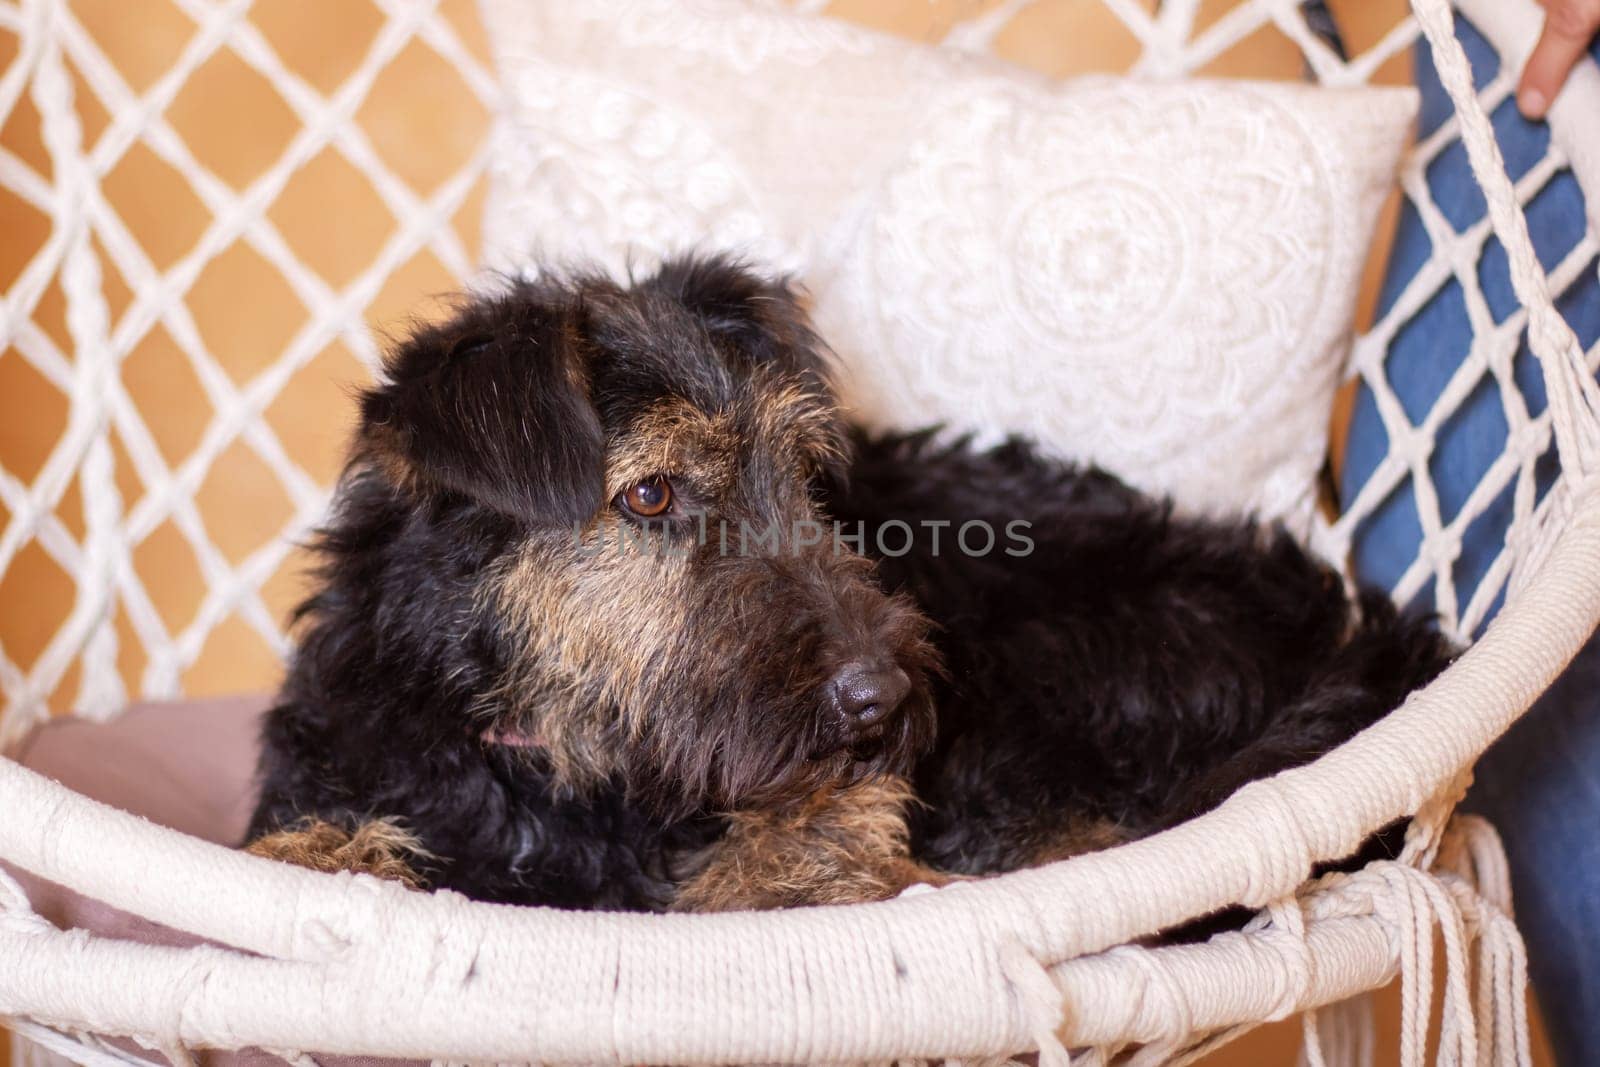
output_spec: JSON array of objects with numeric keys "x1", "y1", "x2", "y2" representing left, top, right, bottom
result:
[{"x1": 358, "y1": 285, "x2": 604, "y2": 526}]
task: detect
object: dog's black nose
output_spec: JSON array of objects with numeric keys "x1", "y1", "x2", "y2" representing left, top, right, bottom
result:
[{"x1": 828, "y1": 661, "x2": 912, "y2": 728}]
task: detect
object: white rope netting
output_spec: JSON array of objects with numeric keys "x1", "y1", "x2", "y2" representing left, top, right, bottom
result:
[
  {"x1": 0, "y1": 0, "x2": 499, "y2": 747},
  {"x1": 1, "y1": 0, "x2": 1598, "y2": 1064}
]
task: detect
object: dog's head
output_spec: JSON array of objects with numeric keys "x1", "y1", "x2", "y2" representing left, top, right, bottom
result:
[{"x1": 356, "y1": 255, "x2": 937, "y2": 816}]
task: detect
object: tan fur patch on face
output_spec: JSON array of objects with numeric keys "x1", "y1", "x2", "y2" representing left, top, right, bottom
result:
[
  {"x1": 605, "y1": 399, "x2": 738, "y2": 500},
  {"x1": 747, "y1": 374, "x2": 844, "y2": 476},
  {"x1": 490, "y1": 524, "x2": 701, "y2": 789},
  {"x1": 670, "y1": 775, "x2": 955, "y2": 911}
]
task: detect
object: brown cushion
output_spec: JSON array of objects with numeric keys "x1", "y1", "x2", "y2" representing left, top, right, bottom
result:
[{"x1": 14, "y1": 695, "x2": 269, "y2": 845}]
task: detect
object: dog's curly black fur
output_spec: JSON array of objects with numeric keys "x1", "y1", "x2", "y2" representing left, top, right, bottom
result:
[
  {"x1": 247, "y1": 253, "x2": 1455, "y2": 911},
  {"x1": 828, "y1": 431, "x2": 1451, "y2": 874}
]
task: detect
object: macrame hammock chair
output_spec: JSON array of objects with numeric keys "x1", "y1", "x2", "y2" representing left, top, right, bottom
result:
[{"x1": 1, "y1": 0, "x2": 1598, "y2": 1063}]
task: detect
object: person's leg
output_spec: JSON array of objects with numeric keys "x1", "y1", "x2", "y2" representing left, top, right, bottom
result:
[{"x1": 1339, "y1": 18, "x2": 1600, "y2": 1065}]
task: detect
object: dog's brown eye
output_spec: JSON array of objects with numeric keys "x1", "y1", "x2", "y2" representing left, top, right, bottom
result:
[{"x1": 622, "y1": 476, "x2": 673, "y2": 518}]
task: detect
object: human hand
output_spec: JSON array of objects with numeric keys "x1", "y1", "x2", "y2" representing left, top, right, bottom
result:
[{"x1": 1517, "y1": 0, "x2": 1600, "y2": 119}]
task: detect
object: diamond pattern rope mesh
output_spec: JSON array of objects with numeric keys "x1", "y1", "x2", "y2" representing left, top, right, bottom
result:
[{"x1": 0, "y1": 0, "x2": 1595, "y2": 749}]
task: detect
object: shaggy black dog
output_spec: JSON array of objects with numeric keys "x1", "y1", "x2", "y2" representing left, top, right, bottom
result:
[{"x1": 246, "y1": 253, "x2": 1454, "y2": 912}]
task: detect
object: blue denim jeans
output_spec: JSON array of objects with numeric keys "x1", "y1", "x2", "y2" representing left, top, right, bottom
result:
[{"x1": 1339, "y1": 19, "x2": 1600, "y2": 1065}]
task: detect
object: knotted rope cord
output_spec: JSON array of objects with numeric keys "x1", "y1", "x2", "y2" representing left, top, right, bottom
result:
[
  {"x1": 1324, "y1": 0, "x2": 1600, "y2": 639},
  {"x1": 11, "y1": 0, "x2": 124, "y2": 738},
  {"x1": 1400, "y1": 772, "x2": 1475, "y2": 874},
  {"x1": 988, "y1": 812, "x2": 1529, "y2": 1066},
  {"x1": 5, "y1": 1020, "x2": 169, "y2": 1067},
  {"x1": 1302, "y1": 994, "x2": 1376, "y2": 1067},
  {"x1": 0, "y1": 0, "x2": 497, "y2": 746},
  {"x1": 1439, "y1": 817, "x2": 1530, "y2": 1067},
  {"x1": 1405, "y1": 0, "x2": 1600, "y2": 633},
  {"x1": 0, "y1": 862, "x2": 51, "y2": 940},
  {"x1": 999, "y1": 936, "x2": 1073, "y2": 1067},
  {"x1": 0, "y1": 867, "x2": 187, "y2": 1067},
  {"x1": 1411, "y1": 0, "x2": 1600, "y2": 487},
  {"x1": 1109, "y1": 945, "x2": 1202, "y2": 1066}
]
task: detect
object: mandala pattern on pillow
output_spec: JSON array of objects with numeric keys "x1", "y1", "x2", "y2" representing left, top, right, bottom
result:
[{"x1": 816, "y1": 77, "x2": 1369, "y2": 521}]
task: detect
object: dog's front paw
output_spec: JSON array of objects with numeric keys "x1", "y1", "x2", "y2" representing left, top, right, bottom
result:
[
  {"x1": 245, "y1": 817, "x2": 429, "y2": 889},
  {"x1": 672, "y1": 852, "x2": 905, "y2": 912},
  {"x1": 670, "y1": 776, "x2": 952, "y2": 911}
]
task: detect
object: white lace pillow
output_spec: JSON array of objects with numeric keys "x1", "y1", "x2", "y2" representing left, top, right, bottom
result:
[{"x1": 478, "y1": 0, "x2": 1417, "y2": 531}]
